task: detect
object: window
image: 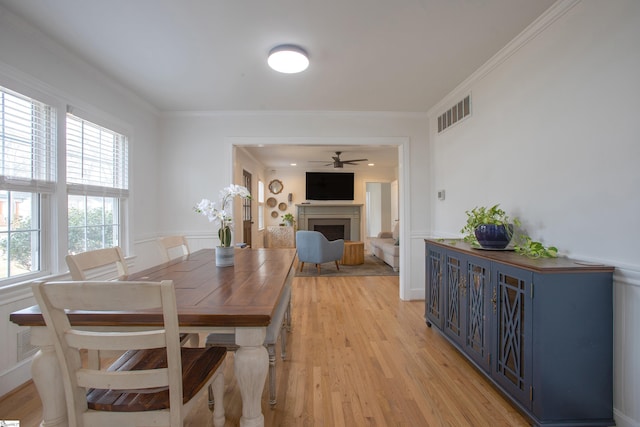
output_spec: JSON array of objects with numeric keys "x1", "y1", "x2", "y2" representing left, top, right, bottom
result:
[
  {"x1": 257, "y1": 180, "x2": 264, "y2": 230},
  {"x1": 0, "y1": 86, "x2": 56, "y2": 281},
  {"x1": 66, "y1": 113, "x2": 128, "y2": 254}
]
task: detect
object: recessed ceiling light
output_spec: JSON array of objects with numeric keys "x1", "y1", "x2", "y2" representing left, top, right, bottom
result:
[
  {"x1": 368, "y1": 163, "x2": 375, "y2": 166},
  {"x1": 268, "y1": 45, "x2": 309, "y2": 74},
  {"x1": 290, "y1": 163, "x2": 297, "y2": 166}
]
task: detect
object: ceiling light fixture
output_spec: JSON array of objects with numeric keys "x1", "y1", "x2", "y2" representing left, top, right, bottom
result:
[{"x1": 268, "y1": 44, "x2": 309, "y2": 74}]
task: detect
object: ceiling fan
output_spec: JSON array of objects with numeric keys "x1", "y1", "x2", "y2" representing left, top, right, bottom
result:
[{"x1": 310, "y1": 151, "x2": 369, "y2": 168}]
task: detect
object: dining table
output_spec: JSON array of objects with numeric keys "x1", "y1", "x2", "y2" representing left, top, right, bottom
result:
[{"x1": 9, "y1": 247, "x2": 297, "y2": 427}]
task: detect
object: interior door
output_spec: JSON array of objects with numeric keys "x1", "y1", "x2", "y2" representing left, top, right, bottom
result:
[{"x1": 242, "y1": 170, "x2": 252, "y2": 247}]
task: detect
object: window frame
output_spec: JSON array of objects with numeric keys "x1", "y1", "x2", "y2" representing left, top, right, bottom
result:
[
  {"x1": 0, "y1": 76, "x2": 133, "y2": 289},
  {"x1": 65, "y1": 111, "x2": 129, "y2": 256},
  {"x1": 0, "y1": 84, "x2": 57, "y2": 285}
]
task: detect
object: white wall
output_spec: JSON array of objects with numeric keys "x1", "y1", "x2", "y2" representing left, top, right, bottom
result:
[
  {"x1": 0, "y1": 6, "x2": 162, "y2": 394},
  {"x1": 259, "y1": 166, "x2": 395, "y2": 230},
  {"x1": 158, "y1": 119, "x2": 428, "y2": 300},
  {"x1": 428, "y1": 2, "x2": 640, "y2": 425}
]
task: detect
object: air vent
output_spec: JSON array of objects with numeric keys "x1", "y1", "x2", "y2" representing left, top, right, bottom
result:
[{"x1": 438, "y1": 95, "x2": 470, "y2": 133}]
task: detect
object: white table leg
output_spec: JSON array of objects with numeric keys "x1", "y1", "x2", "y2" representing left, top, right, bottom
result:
[
  {"x1": 30, "y1": 327, "x2": 67, "y2": 427},
  {"x1": 234, "y1": 327, "x2": 268, "y2": 427}
]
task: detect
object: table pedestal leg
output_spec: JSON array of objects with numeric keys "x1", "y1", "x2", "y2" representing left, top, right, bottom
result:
[
  {"x1": 32, "y1": 344, "x2": 67, "y2": 427},
  {"x1": 235, "y1": 327, "x2": 268, "y2": 427}
]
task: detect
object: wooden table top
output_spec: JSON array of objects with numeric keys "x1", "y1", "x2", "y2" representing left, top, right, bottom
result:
[{"x1": 10, "y1": 248, "x2": 297, "y2": 328}]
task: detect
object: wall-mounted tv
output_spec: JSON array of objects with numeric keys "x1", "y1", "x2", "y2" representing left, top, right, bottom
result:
[{"x1": 306, "y1": 172, "x2": 354, "y2": 201}]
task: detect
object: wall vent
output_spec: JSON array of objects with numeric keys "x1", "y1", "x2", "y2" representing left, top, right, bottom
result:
[
  {"x1": 17, "y1": 329, "x2": 38, "y2": 361},
  {"x1": 438, "y1": 95, "x2": 471, "y2": 133}
]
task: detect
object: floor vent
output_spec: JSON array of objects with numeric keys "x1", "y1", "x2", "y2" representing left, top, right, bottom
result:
[
  {"x1": 438, "y1": 95, "x2": 471, "y2": 133},
  {"x1": 17, "y1": 329, "x2": 38, "y2": 361}
]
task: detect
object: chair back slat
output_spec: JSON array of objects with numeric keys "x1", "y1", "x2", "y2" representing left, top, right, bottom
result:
[
  {"x1": 157, "y1": 236, "x2": 190, "y2": 262},
  {"x1": 77, "y1": 368, "x2": 170, "y2": 391},
  {"x1": 66, "y1": 330, "x2": 167, "y2": 352},
  {"x1": 65, "y1": 247, "x2": 129, "y2": 280}
]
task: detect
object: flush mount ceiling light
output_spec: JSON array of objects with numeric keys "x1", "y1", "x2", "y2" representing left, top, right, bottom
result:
[{"x1": 268, "y1": 44, "x2": 309, "y2": 74}]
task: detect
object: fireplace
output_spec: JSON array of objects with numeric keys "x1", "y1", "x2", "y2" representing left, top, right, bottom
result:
[
  {"x1": 297, "y1": 204, "x2": 362, "y2": 241},
  {"x1": 309, "y1": 218, "x2": 351, "y2": 240}
]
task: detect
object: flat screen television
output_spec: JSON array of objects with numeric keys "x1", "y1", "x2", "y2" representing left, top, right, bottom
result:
[{"x1": 305, "y1": 172, "x2": 354, "y2": 201}]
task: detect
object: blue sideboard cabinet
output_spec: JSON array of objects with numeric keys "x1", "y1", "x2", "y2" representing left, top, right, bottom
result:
[{"x1": 425, "y1": 239, "x2": 614, "y2": 427}]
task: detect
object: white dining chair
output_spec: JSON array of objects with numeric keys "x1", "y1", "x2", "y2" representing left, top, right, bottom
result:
[
  {"x1": 65, "y1": 246, "x2": 129, "y2": 281},
  {"x1": 32, "y1": 279, "x2": 227, "y2": 427},
  {"x1": 157, "y1": 235, "x2": 191, "y2": 262}
]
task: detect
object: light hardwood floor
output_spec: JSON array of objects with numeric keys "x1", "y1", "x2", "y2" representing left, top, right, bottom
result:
[{"x1": 0, "y1": 275, "x2": 529, "y2": 426}]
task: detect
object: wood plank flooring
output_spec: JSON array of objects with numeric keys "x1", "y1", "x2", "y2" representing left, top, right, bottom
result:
[{"x1": 0, "y1": 275, "x2": 529, "y2": 426}]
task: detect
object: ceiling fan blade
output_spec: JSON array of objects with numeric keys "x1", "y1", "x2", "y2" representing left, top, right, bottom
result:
[{"x1": 341, "y1": 158, "x2": 368, "y2": 163}]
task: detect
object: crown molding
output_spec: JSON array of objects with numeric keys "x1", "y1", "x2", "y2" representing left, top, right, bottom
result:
[
  {"x1": 161, "y1": 109, "x2": 428, "y2": 119},
  {"x1": 428, "y1": 0, "x2": 581, "y2": 118}
]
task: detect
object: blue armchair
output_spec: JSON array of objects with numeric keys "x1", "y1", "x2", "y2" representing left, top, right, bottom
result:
[{"x1": 296, "y1": 230, "x2": 345, "y2": 274}]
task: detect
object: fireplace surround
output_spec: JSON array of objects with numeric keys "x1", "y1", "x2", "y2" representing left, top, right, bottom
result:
[{"x1": 297, "y1": 204, "x2": 362, "y2": 241}]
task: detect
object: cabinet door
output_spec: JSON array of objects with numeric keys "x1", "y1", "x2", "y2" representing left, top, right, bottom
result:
[
  {"x1": 464, "y1": 256, "x2": 491, "y2": 372},
  {"x1": 443, "y1": 251, "x2": 465, "y2": 347},
  {"x1": 425, "y1": 244, "x2": 444, "y2": 328},
  {"x1": 492, "y1": 263, "x2": 533, "y2": 409}
]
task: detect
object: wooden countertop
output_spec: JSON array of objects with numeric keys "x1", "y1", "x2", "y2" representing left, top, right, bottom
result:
[{"x1": 425, "y1": 238, "x2": 614, "y2": 274}]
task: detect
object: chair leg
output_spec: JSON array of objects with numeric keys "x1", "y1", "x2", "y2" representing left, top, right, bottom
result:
[
  {"x1": 299, "y1": 262, "x2": 304, "y2": 272},
  {"x1": 267, "y1": 343, "x2": 277, "y2": 407},
  {"x1": 280, "y1": 323, "x2": 287, "y2": 360},
  {"x1": 335, "y1": 260, "x2": 340, "y2": 270},
  {"x1": 316, "y1": 264, "x2": 320, "y2": 274},
  {"x1": 211, "y1": 366, "x2": 226, "y2": 427}
]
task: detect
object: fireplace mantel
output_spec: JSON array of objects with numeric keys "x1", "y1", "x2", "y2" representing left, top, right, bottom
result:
[{"x1": 296, "y1": 204, "x2": 362, "y2": 241}]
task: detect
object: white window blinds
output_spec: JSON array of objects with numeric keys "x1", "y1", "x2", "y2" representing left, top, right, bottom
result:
[
  {"x1": 0, "y1": 86, "x2": 56, "y2": 192},
  {"x1": 66, "y1": 113, "x2": 129, "y2": 197}
]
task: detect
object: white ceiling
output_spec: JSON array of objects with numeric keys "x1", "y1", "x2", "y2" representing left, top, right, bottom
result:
[
  {"x1": 242, "y1": 145, "x2": 400, "y2": 171},
  {"x1": 0, "y1": 0, "x2": 556, "y2": 169}
]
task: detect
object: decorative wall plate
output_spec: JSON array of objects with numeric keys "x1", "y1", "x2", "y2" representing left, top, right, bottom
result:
[
  {"x1": 278, "y1": 202, "x2": 287, "y2": 211},
  {"x1": 266, "y1": 197, "x2": 277, "y2": 207},
  {"x1": 271, "y1": 210, "x2": 279, "y2": 218}
]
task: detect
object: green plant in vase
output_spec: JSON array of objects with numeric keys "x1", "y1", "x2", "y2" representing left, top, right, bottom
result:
[
  {"x1": 461, "y1": 204, "x2": 558, "y2": 258},
  {"x1": 281, "y1": 213, "x2": 295, "y2": 226},
  {"x1": 460, "y1": 204, "x2": 518, "y2": 248}
]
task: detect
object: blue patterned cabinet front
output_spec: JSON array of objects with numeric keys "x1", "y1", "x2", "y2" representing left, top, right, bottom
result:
[
  {"x1": 425, "y1": 239, "x2": 614, "y2": 427},
  {"x1": 425, "y1": 245, "x2": 444, "y2": 329}
]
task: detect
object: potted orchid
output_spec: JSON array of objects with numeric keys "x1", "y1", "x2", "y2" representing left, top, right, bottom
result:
[{"x1": 195, "y1": 184, "x2": 252, "y2": 266}]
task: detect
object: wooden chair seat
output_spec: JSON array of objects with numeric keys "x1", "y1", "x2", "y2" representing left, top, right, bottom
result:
[{"x1": 88, "y1": 346, "x2": 226, "y2": 412}]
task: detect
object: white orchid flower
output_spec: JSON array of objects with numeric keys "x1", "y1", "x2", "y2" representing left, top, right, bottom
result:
[{"x1": 194, "y1": 185, "x2": 252, "y2": 246}]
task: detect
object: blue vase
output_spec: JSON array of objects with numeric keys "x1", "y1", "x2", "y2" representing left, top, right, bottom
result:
[{"x1": 474, "y1": 224, "x2": 513, "y2": 249}]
